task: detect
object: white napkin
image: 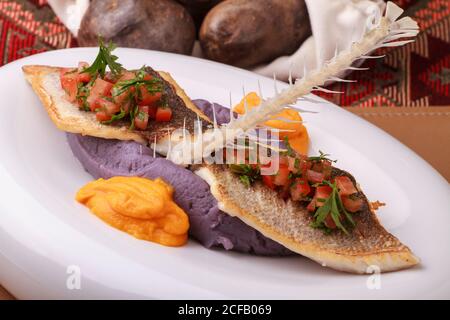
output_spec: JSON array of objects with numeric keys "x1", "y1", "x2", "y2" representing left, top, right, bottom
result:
[
  {"x1": 48, "y1": 0, "x2": 385, "y2": 81},
  {"x1": 255, "y1": 0, "x2": 386, "y2": 80}
]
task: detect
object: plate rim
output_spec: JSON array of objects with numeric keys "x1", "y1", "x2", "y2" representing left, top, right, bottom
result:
[{"x1": 0, "y1": 47, "x2": 449, "y2": 299}]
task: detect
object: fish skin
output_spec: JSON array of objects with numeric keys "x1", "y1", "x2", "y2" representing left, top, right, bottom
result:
[{"x1": 195, "y1": 164, "x2": 420, "y2": 273}]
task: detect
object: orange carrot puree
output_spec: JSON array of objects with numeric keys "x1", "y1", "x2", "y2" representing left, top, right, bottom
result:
[{"x1": 234, "y1": 92, "x2": 309, "y2": 155}]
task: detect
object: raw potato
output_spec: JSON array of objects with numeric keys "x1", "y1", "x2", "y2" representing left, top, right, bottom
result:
[
  {"x1": 200, "y1": 0, "x2": 311, "y2": 68},
  {"x1": 78, "y1": 0, "x2": 196, "y2": 55},
  {"x1": 177, "y1": 0, "x2": 223, "y2": 30},
  {"x1": 177, "y1": 0, "x2": 222, "y2": 9}
]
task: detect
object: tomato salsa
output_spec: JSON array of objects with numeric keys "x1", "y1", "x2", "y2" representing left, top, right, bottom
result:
[
  {"x1": 229, "y1": 148, "x2": 363, "y2": 234},
  {"x1": 60, "y1": 41, "x2": 172, "y2": 130}
]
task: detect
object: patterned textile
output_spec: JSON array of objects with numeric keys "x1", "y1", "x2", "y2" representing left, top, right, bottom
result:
[
  {"x1": 316, "y1": 0, "x2": 450, "y2": 107},
  {"x1": 0, "y1": 0, "x2": 448, "y2": 107}
]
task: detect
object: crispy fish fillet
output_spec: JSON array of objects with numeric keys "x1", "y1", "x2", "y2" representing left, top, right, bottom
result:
[
  {"x1": 196, "y1": 164, "x2": 419, "y2": 273},
  {"x1": 22, "y1": 65, "x2": 210, "y2": 144}
]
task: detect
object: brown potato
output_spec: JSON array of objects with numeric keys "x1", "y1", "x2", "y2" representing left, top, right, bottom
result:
[
  {"x1": 199, "y1": 0, "x2": 311, "y2": 68},
  {"x1": 78, "y1": 0, "x2": 196, "y2": 55},
  {"x1": 177, "y1": 0, "x2": 222, "y2": 10}
]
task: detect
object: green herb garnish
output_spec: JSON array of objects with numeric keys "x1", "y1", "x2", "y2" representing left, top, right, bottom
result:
[
  {"x1": 101, "y1": 109, "x2": 127, "y2": 124},
  {"x1": 229, "y1": 164, "x2": 261, "y2": 187},
  {"x1": 109, "y1": 66, "x2": 162, "y2": 129},
  {"x1": 294, "y1": 157, "x2": 300, "y2": 169},
  {"x1": 288, "y1": 171, "x2": 302, "y2": 180},
  {"x1": 311, "y1": 180, "x2": 354, "y2": 234},
  {"x1": 112, "y1": 66, "x2": 162, "y2": 98},
  {"x1": 282, "y1": 136, "x2": 296, "y2": 157},
  {"x1": 239, "y1": 175, "x2": 251, "y2": 188},
  {"x1": 129, "y1": 101, "x2": 139, "y2": 130},
  {"x1": 82, "y1": 39, "x2": 123, "y2": 77},
  {"x1": 76, "y1": 82, "x2": 90, "y2": 111}
]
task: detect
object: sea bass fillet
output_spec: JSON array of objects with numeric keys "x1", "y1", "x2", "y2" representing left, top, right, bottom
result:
[
  {"x1": 22, "y1": 65, "x2": 210, "y2": 145},
  {"x1": 196, "y1": 164, "x2": 419, "y2": 273}
]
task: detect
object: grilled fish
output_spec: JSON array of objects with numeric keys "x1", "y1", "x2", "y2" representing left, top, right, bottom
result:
[
  {"x1": 22, "y1": 65, "x2": 210, "y2": 145},
  {"x1": 196, "y1": 164, "x2": 419, "y2": 273}
]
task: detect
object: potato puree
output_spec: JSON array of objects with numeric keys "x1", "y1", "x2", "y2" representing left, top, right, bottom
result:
[
  {"x1": 76, "y1": 177, "x2": 189, "y2": 247},
  {"x1": 234, "y1": 92, "x2": 309, "y2": 155}
]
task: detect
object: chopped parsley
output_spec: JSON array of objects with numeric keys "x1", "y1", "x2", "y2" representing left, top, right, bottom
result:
[
  {"x1": 76, "y1": 82, "x2": 91, "y2": 111},
  {"x1": 308, "y1": 150, "x2": 337, "y2": 163},
  {"x1": 82, "y1": 39, "x2": 123, "y2": 77},
  {"x1": 229, "y1": 164, "x2": 261, "y2": 188},
  {"x1": 282, "y1": 136, "x2": 296, "y2": 157},
  {"x1": 102, "y1": 109, "x2": 127, "y2": 124},
  {"x1": 310, "y1": 180, "x2": 355, "y2": 234},
  {"x1": 112, "y1": 67, "x2": 162, "y2": 98}
]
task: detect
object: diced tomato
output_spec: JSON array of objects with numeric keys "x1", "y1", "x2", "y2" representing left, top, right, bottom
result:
[
  {"x1": 335, "y1": 176, "x2": 357, "y2": 196},
  {"x1": 113, "y1": 89, "x2": 131, "y2": 106},
  {"x1": 60, "y1": 68, "x2": 78, "y2": 102},
  {"x1": 306, "y1": 169, "x2": 325, "y2": 184},
  {"x1": 288, "y1": 157, "x2": 296, "y2": 171},
  {"x1": 324, "y1": 214, "x2": 337, "y2": 229},
  {"x1": 288, "y1": 156, "x2": 303, "y2": 173},
  {"x1": 155, "y1": 107, "x2": 172, "y2": 122},
  {"x1": 77, "y1": 73, "x2": 91, "y2": 83},
  {"x1": 322, "y1": 160, "x2": 332, "y2": 179},
  {"x1": 262, "y1": 175, "x2": 276, "y2": 190},
  {"x1": 95, "y1": 98, "x2": 120, "y2": 115},
  {"x1": 143, "y1": 74, "x2": 153, "y2": 81},
  {"x1": 87, "y1": 97, "x2": 96, "y2": 111},
  {"x1": 273, "y1": 165, "x2": 290, "y2": 186},
  {"x1": 103, "y1": 72, "x2": 116, "y2": 83},
  {"x1": 87, "y1": 78, "x2": 114, "y2": 111},
  {"x1": 118, "y1": 71, "x2": 136, "y2": 82},
  {"x1": 306, "y1": 199, "x2": 316, "y2": 212},
  {"x1": 315, "y1": 185, "x2": 332, "y2": 198},
  {"x1": 311, "y1": 161, "x2": 322, "y2": 172},
  {"x1": 112, "y1": 73, "x2": 137, "y2": 104},
  {"x1": 77, "y1": 61, "x2": 91, "y2": 83},
  {"x1": 95, "y1": 110, "x2": 111, "y2": 122},
  {"x1": 315, "y1": 185, "x2": 332, "y2": 206},
  {"x1": 134, "y1": 105, "x2": 149, "y2": 130},
  {"x1": 278, "y1": 156, "x2": 289, "y2": 166},
  {"x1": 138, "y1": 88, "x2": 161, "y2": 106},
  {"x1": 92, "y1": 78, "x2": 113, "y2": 96},
  {"x1": 280, "y1": 184, "x2": 291, "y2": 200},
  {"x1": 300, "y1": 159, "x2": 312, "y2": 176},
  {"x1": 60, "y1": 67, "x2": 76, "y2": 78},
  {"x1": 290, "y1": 178, "x2": 311, "y2": 201},
  {"x1": 341, "y1": 195, "x2": 363, "y2": 213}
]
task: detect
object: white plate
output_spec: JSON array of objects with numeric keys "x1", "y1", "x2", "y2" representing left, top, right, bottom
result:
[{"x1": 0, "y1": 48, "x2": 449, "y2": 299}]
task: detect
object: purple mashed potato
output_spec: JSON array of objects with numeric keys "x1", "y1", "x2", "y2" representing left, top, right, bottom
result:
[{"x1": 67, "y1": 99, "x2": 293, "y2": 256}]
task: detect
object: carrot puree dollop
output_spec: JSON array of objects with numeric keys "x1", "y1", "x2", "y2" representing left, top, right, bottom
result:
[
  {"x1": 233, "y1": 92, "x2": 309, "y2": 155},
  {"x1": 76, "y1": 177, "x2": 189, "y2": 247}
]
